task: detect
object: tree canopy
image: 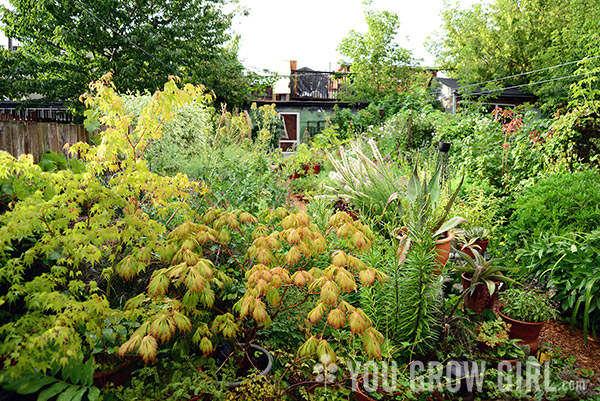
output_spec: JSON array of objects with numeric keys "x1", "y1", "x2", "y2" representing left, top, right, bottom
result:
[
  {"x1": 337, "y1": 9, "x2": 419, "y2": 103},
  {"x1": 0, "y1": 0, "x2": 252, "y2": 110},
  {"x1": 433, "y1": 0, "x2": 600, "y2": 114}
]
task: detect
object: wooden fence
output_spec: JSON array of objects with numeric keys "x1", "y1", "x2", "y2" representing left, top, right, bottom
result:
[{"x1": 0, "y1": 121, "x2": 88, "y2": 163}]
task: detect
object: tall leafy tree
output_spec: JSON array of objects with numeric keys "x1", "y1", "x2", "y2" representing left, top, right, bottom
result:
[
  {"x1": 432, "y1": 0, "x2": 600, "y2": 113},
  {"x1": 0, "y1": 0, "x2": 251, "y2": 110},
  {"x1": 337, "y1": 9, "x2": 417, "y2": 103}
]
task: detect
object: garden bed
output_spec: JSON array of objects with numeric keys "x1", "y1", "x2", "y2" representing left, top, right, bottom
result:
[{"x1": 540, "y1": 321, "x2": 600, "y2": 384}]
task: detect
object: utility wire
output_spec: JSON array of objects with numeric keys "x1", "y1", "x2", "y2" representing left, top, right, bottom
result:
[
  {"x1": 71, "y1": 0, "x2": 177, "y2": 73},
  {"x1": 459, "y1": 54, "x2": 600, "y2": 90},
  {"x1": 467, "y1": 68, "x2": 600, "y2": 97}
]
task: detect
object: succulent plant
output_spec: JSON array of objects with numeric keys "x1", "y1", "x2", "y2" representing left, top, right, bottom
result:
[{"x1": 453, "y1": 249, "x2": 517, "y2": 296}]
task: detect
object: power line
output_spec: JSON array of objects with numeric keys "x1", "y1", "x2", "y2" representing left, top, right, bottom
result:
[
  {"x1": 459, "y1": 54, "x2": 600, "y2": 90},
  {"x1": 71, "y1": 0, "x2": 177, "y2": 74},
  {"x1": 467, "y1": 68, "x2": 600, "y2": 97}
]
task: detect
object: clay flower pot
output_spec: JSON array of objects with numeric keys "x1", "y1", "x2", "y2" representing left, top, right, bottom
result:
[
  {"x1": 461, "y1": 273, "x2": 499, "y2": 315},
  {"x1": 433, "y1": 231, "x2": 454, "y2": 275},
  {"x1": 303, "y1": 164, "x2": 321, "y2": 175},
  {"x1": 498, "y1": 308, "x2": 547, "y2": 355},
  {"x1": 460, "y1": 239, "x2": 489, "y2": 259},
  {"x1": 397, "y1": 229, "x2": 456, "y2": 276}
]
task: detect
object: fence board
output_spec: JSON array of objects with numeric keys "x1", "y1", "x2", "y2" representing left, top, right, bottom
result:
[{"x1": 0, "y1": 121, "x2": 88, "y2": 163}]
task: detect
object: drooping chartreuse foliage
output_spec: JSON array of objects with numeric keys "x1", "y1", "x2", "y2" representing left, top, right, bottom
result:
[
  {"x1": 1, "y1": 75, "x2": 389, "y2": 397},
  {"x1": 119, "y1": 208, "x2": 388, "y2": 365},
  {"x1": 0, "y1": 76, "x2": 207, "y2": 386},
  {"x1": 0, "y1": 0, "x2": 252, "y2": 110}
]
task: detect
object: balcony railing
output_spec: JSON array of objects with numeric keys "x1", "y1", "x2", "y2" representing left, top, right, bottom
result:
[{"x1": 290, "y1": 70, "x2": 351, "y2": 100}]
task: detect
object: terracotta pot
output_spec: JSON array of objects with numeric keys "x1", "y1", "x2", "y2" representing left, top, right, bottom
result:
[
  {"x1": 498, "y1": 308, "x2": 547, "y2": 355},
  {"x1": 397, "y1": 229, "x2": 455, "y2": 276},
  {"x1": 461, "y1": 273, "x2": 499, "y2": 314},
  {"x1": 460, "y1": 239, "x2": 489, "y2": 259},
  {"x1": 433, "y1": 231, "x2": 454, "y2": 275},
  {"x1": 294, "y1": 194, "x2": 309, "y2": 204}
]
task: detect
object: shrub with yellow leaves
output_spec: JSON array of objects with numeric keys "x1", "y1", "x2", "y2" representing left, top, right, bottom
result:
[{"x1": 119, "y1": 208, "x2": 387, "y2": 366}]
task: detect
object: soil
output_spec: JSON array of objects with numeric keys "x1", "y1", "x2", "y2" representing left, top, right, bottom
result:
[{"x1": 539, "y1": 320, "x2": 600, "y2": 385}]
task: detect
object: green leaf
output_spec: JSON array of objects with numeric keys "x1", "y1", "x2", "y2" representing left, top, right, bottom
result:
[
  {"x1": 17, "y1": 376, "x2": 56, "y2": 394},
  {"x1": 582, "y1": 277, "x2": 599, "y2": 344},
  {"x1": 434, "y1": 216, "x2": 468, "y2": 238},
  {"x1": 83, "y1": 111, "x2": 101, "y2": 134},
  {"x1": 68, "y1": 387, "x2": 87, "y2": 401},
  {"x1": 61, "y1": 360, "x2": 82, "y2": 384},
  {"x1": 485, "y1": 280, "x2": 495, "y2": 296},
  {"x1": 14, "y1": 375, "x2": 57, "y2": 395},
  {"x1": 38, "y1": 382, "x2": 70, "y2": 401},
  {"x1": 56, "y1": 385, "x2": 79, "y2": 401},
  {"x1": 80, "y1": 358, "x2": 94, "y2": 387},
  {"x1": 407, "y1": 164, "x2": 420, "y2": 203},
  {"x1": 87, "y1": 387, "x2": 101, "y2": 401},
  {"x1": 428, "y1": 164, "x2": 442, "y2": 204},
  {"x1": 433, "y1": 173, "x2": 465, "y2": 233}
]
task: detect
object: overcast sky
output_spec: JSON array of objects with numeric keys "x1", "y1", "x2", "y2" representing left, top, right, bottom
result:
[{"x1": 231, "y1": 0, "x2": 486, "y2": 74}]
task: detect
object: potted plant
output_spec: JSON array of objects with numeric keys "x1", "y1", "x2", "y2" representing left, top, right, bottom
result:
[
  {"x1": 455, "y1": 227, "x2": 490, "y2": 259},
  {"x1": 498, "y1": 282, "x2": 557, "y2": 355},
  {"x1": 453, "y1": 249, "x2": 516, "y2": 315},
  {"x1": 474, "y1": 318, "x2": 526, "y2": 365},
  {"x1": 394, "y1": 162, "x2": 467, "y2": 274},
  {"x1": 288, "y1": 173, "x2": 320, "y2": 202}
]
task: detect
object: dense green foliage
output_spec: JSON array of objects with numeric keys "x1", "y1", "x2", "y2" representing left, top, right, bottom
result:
[
  {"x1": 0, "y1": 0, "x2": 252, "y2": 109},
  {"x1": 394, "y1": 223, "x2": 442, "y2": 357},
  {"x1": 121, "y1": 95, "x2": 215, "y2": 174},
  {"x1": 337, "y1": 9, "x2": 414, "y2": 103},
  {"x1": 434, "y1": 0, "x2": 600, "y2": 114},
  {"x1": 508, "y1": 170, "x2": 600, "y2": 239},
  {"x1": 518, "y1": 232, "x2": 600, "y2": 341},
  {"x1": 185, "y1": 146, "x2": 287, "y2": 215},
  {"x1": 499, "y1": 286, "x2": 557, "y2": 323}
]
